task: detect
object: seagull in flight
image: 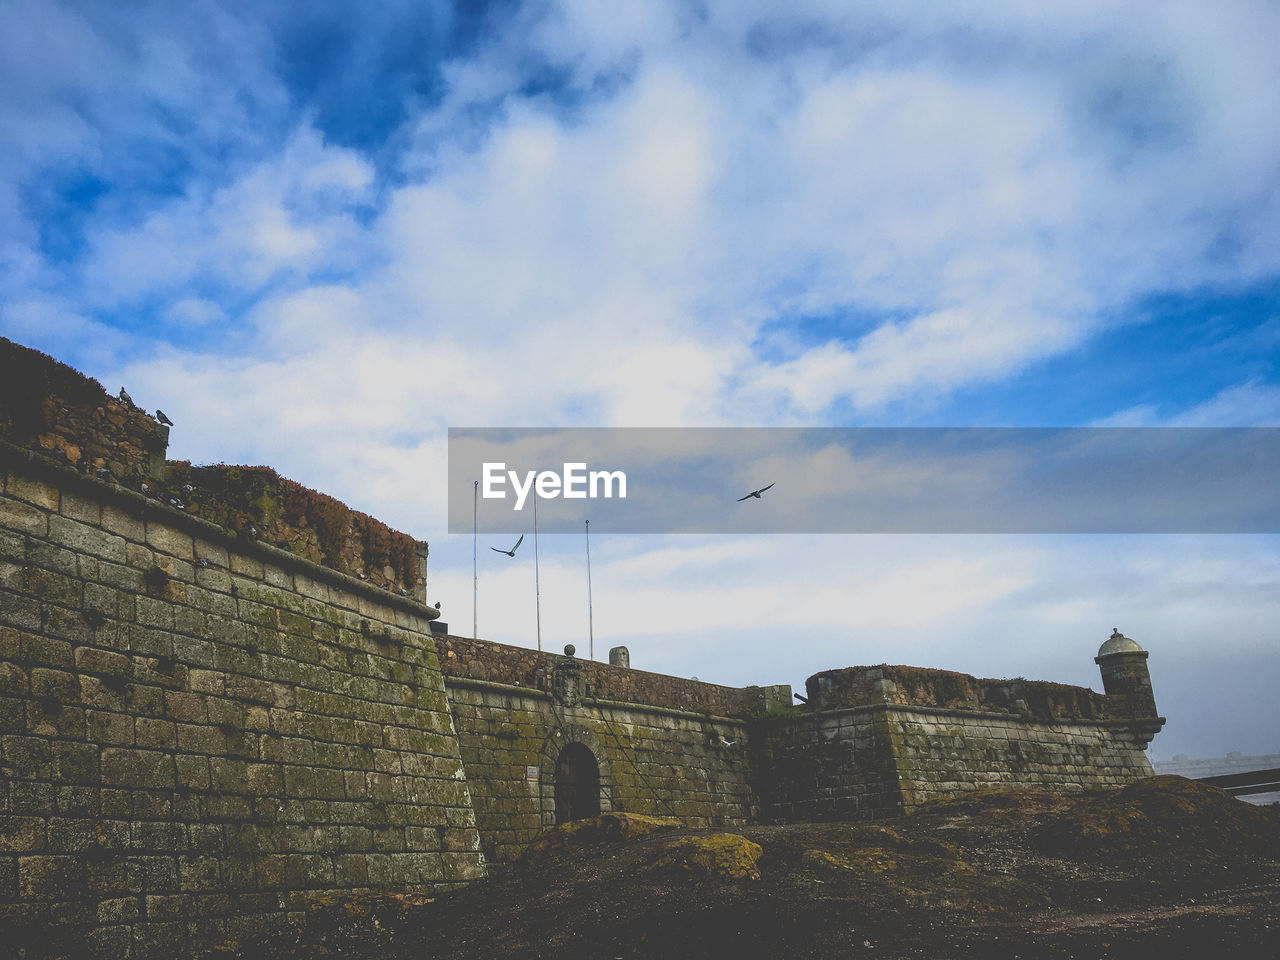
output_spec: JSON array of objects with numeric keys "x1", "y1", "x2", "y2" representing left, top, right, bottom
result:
[
  {"x1": 491, "y1": 534, "x2": 524, "y2": 557},
  {"x1": 737, "y1": 482, "x2": 775, "y2": 501}
]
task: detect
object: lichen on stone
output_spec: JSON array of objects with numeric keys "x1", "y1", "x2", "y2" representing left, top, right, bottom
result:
[{"x1": 647, "y1": 833, "x2": 763, "y2": 881}]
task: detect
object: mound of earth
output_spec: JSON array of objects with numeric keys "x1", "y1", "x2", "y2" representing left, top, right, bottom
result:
[
  {"x1": 645, "y1": 833, "x2": 764, "y2": 880},
  {"x1": 518, "y1": 812, "x2": 683, "y2": 867},
  {"x1": 209, "y1": 776, "x2": 1279, "y2": 960},
  {"x1": 1036, "y1": 774, "x2": 1279, "y2": 855}
]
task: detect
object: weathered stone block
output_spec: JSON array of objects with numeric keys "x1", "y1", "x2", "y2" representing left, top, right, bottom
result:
[
  {"x1": 87, "y1": 710, "x2": 133, "y2": 746},
  {"x1": 75, "y1": 647, "x2": 131, "y2": 680},
  {"x1": 0, "y1": 586, "x2": 42, "y2": 632},
  {"x1": 133, "y1": 820, "x2": 185, "y2": 853},
  {"x1": 124, "y1": 542, "x2": 153, "y2": 571},
  {"x1": 1, "y1": 497, "x2": 50, "y2": 536},
  {"x1": 134, "y1": 595, "x2": 174, "y2": 631},
  {"x1": 144, "y1": 523, "x2": 193, "y2": 560},
  {"x1": 96, "y1": 895, "x2": 141, "y2": 924},
  {"x1": 9, "y1": 781, "x2": 56, "y2": 816},
  {"x1": 128, "y1": 854, "x2": 178, "y2": 892},
  {"x1": 51, "y1": 741, "x2": 98, "y2": 785},
  {"x1": 28, "y1": 540, "x2": 79, "y2": 577},
  {"x1": 162, "y1": 691, "x2": 205, "y2": 724},
  {"x1": 48, "y1": 817, "x2": 98, "y2": 852},
  {"x1": 100, "y1": 748, "x2": 173, "y2": 790},
  {"x1": 19, "y1": 854, "x2": 85, "y2": 899},
  {"x1": 49, "y1": 516, "x2": 127, "y2": 564},
  {"x1": 98, "y1": 505, "x2": 144, "y2": 542},
  {"x1": 0, "y1": 815, "x2": 46, "y2": 852},
  {"x1": 134, "y1": 717, "x2": 176, "y2": 750},
  {"x1": 442, "y1": 851, "x2": 486, "y2": 884}
]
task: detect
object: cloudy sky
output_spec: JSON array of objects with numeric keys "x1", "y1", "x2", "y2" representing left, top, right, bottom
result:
[{"x1": 2, "y1": 0, "x2": 1277, "y2": 759}]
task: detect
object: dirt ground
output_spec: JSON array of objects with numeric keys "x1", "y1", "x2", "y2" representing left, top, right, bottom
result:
[{"x1": 209, "y1": 776, "x2": 1280, "y2": 959}]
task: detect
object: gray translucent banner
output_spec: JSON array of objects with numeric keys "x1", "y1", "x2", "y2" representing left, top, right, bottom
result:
[{"x1": 447, "y1": 428, "x2": 1280, "y2": 534}]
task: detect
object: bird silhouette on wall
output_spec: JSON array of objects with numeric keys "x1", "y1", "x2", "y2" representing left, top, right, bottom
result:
[
  {"x1": 491, "y1": 534, "x2": 524, "y2": 557},
  {"x1": 156, "y1": 410, "x2": 174, "y2": 426},
  {"x1": 737, "y1": 482, "x2": 775, "y2": 501},
  {"x1": 118, "y1": 387, "x2": 134, "y2": 406}
]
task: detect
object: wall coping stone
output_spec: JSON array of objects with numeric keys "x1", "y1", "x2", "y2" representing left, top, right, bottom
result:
[
  {"x1": 771, "y1": 698, "x2": 1166, "y2": 731},
  {"x1": 443, "y1": 674, "x2": 552, "y2": 699},
  {"x1": 443, "y1": 674, "x2": 751, "y2": 726}
]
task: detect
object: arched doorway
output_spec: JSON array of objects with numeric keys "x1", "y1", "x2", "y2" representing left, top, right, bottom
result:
[{"x1": 554, "y1": 742, "x2": 600, "y2": 824}]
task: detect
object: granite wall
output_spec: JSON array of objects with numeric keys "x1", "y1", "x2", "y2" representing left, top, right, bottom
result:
[
  {"x1": 0, "y1": 336, "x2": 1169, "y2": 954},
  {"x1": 0, "y1": 338, "x2": 485, "y2": 959},
  {"x1": 438, "y1": 636, "x2": 778, "y2": 866},
  {"x1": 756, "y1": 664, "x2": 1162, "y2": 821}
]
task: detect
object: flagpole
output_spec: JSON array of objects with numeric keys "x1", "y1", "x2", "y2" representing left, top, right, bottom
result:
[
  {"x1": 533, "y1": 492, "x2": 542, "y2": 652},
  {"x1": 585, "y1": 519, "x2": 594, "y2": 661},
  {"x1": 472, "y1": 479, "x2": 478, "y2": 640}
]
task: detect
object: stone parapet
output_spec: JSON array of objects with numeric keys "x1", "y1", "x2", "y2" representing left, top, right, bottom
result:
[{"x1": 437, "y1": 634, "x2": 789, "y2": 718}]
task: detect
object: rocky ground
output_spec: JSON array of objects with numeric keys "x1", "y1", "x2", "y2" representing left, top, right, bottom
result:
[{"x1": 208, "y1": 776, "x2": 1279, "y2": 959}]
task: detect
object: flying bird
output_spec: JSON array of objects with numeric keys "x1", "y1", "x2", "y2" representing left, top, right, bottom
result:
[
  {"x1": 118, "y1": 387, "x2": 133, "y2": 405},
  {"x1": 156, "y1": 410, "x2": 174, "y2": 426},
  {"x1": 737, "y1": 482, "x2": 775, "y2": 501},
  {"x1": 491, "y1": 534, "x2": 524, "y2": 557}
]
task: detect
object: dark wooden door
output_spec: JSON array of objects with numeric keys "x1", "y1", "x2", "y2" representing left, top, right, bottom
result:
[{"x1": 554, "y1": 742, "x2": 600, "y2": 824}]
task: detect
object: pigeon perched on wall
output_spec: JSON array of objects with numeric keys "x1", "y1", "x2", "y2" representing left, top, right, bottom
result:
[
  {"x1": 119, "y1": 388, "x2": 134, "y2": 405},
  {"x1": 737, "y1": 482, "x2": 775, "y2": 501},
  {"x1": 156, "y1": 410, "x2": 174, "y2": 426},
  {"x1": 491, "y1": 534, "x2": 524, "y2": 557}
]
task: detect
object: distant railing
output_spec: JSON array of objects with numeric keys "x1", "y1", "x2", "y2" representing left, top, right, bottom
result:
[{"x1": 1196, "y1": 767, "x2": 1280, "y2": 797}]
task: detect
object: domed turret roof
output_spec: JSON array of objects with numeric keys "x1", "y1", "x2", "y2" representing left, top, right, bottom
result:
[{"x1": 1098, "y1": 628, "x2": 1144, "y2": 658}]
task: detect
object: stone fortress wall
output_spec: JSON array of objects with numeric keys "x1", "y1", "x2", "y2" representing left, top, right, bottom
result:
[
  {"x1": 0, "y1": 340, "x2": 484, "y2": 958},
  {"x1": 755, "y1": 662, "x2": 1161, "y2": 822},
  {"x1": 437, "y1": 634, "x2": 788, "y2": 865},
  {"x1": 0, "y1": 337, "x2": 1166, "y2": 956}
]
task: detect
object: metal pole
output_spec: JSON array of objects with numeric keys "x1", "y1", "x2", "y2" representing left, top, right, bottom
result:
[
  {"x1": 585, "y1": 519, "x2": 593, "y2": 661},
  {"x1": 472, "y1": 479, "x2": 478, "y2": 640},
  {"x1": 533, "y1": 492, "x2": 542, "y2": 652}
]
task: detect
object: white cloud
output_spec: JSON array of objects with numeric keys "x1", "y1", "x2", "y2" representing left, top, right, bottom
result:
[
  {"x1": 1097, "y1": 379, "x2": 1280, "y2": 427},
  {"x1": 5, "y1": 0, "x2": 1279, "y2": 761},
  {"x1": 80, "y1": 128, "x2": 374, "y2": 306}
]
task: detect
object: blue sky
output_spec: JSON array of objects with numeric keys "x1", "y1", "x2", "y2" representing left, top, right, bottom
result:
[{"x1": 2, "y1": 0, "x2": 1278, "y2": 759}]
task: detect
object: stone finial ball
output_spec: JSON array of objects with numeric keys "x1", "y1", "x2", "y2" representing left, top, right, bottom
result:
[{"x1": 563, "y1": 644, "x2": 576, "y2": 658}]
